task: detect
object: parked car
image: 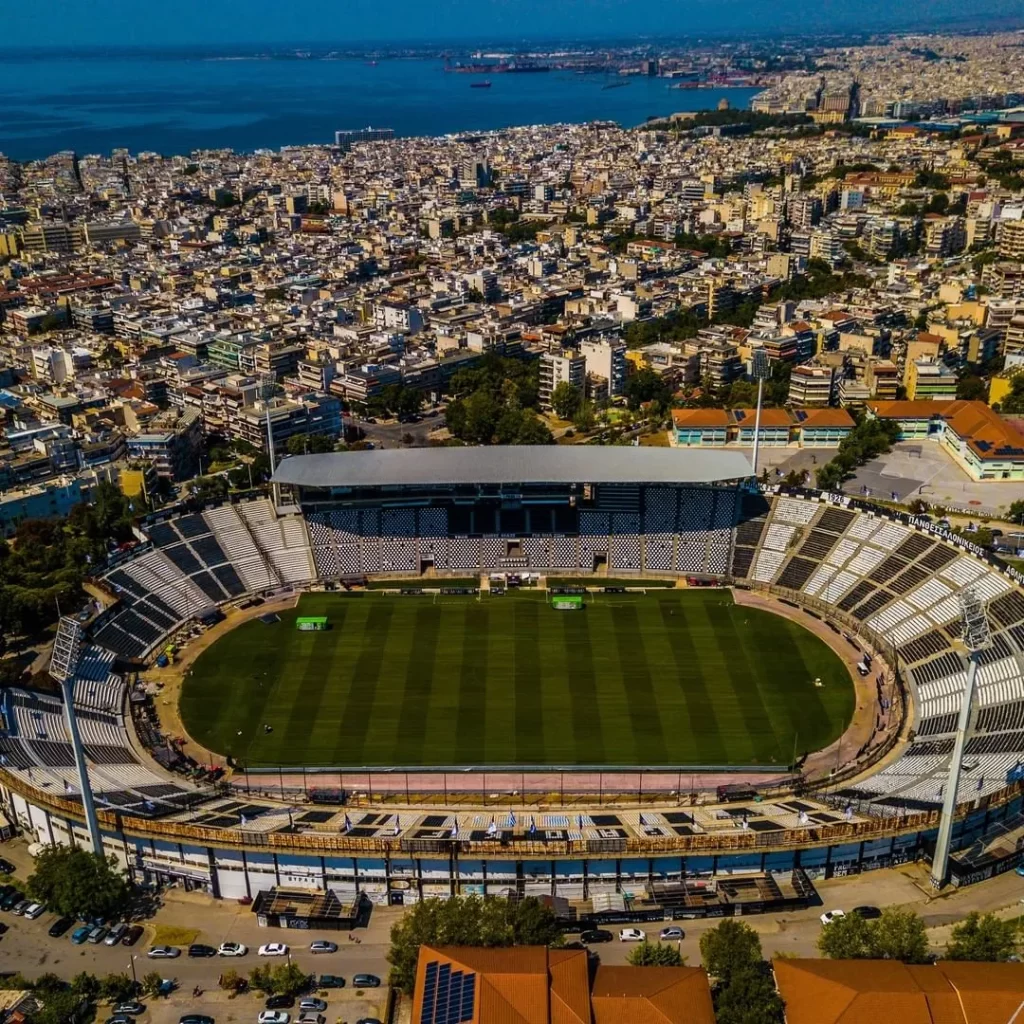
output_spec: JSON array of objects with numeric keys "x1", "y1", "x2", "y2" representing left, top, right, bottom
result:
[
  {"x1": 104, "y1": 1016, "x2": 134, "y2": 1024},
  {"x1": 87, "y1": 925, "x2": 108, "y2": 944},
  {"x1": 71, "y1": 924, "x2": 92, "y2": 944},
  {"x1": 48, "y1": 916, "x2": 73, "y2": 938},
  {"x1": 259, "y1": 942, "x2": 289, "y2": 957},
  {"x1": 299, "y1": 999, "x2": 327, "y2": 1012},
  {"x1": 659, "y1": 926, "x2": 684, "y2": 940},
  {"x1": 23, "y1": 903, "x2": 45, "y2": 920},
  {"x1": 0, "y1": 890, "x2": 24, "y2": 911},
  {"x1": 218, "y1": 941, "x2": 248, "y2": 956},
  {"x1": 820, "y1": 910, "x2": 846, "y2": 926},
  {"x1": 356, "y1": 1019, "x2": 383, "y2": 1024},
  {"x1": 297, "y1": 1015, "x2": 325, "y2": 1024},
  {"x1": 618, "y1": 928, "x2": 646, "y2": 942},
  {"x1": 353, "y1": 974, "x2": 381, "y2": 988},
  {"x1": 0, "y1": 858, "x2": 15, "y2": 875},
  {"x1": 147, "y1": 945, "x2": 181, "y2": 958},
  {"x1": 105, "y1": 923, "x2": 128, "y2": 945},
  {"x1": 852, "y1": 906, "x2": 882, "y2": 920},
  {"x1": 11, "y1": 900, "x2": 31, "y2": 916},
  {"x1": 580, "y1": 929, "x2": 613, "y2": 944},
  {"x1": 178, "y1": 1016, "x2": 214, "y2": 1024},
  {"x1": 112, "y1": 1003, "x2": 146, "y2": 1016},
  {"x1": 309, "y1": 940, "x2": 337, "y2": 953},
  {"x1": 265, "y1": 995, "x2": 295, "y2": 1009},
  {"x1": 318, "y1": 975, "x2": 345, "y2": 989},
  {"x1": 188, "y1": 943, "x2": 217, "y2": 958},
  {"x1": 121, "y1": 924, "x2": 144, "y2": 946},
  {"x1": 258, "y1": 1013, "x2": 291, "y2": 1024}
]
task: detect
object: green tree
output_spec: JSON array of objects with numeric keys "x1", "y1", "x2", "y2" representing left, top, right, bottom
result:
[
  {"x1": 699, "y1": 919, "x2": 763, "y2": 984},
  {"x1": 713, "y1": 965, "x2": 785, "y2": 1024},
  {"x1": 27, "y1": 846, "x2": 131, "y2": 921},
  {"x1": 1008, "y1": 499, "x2": 1024, "y2": 524},
  {"x1": 625, "y1": 367, "x2": 671, "y2": 412},
  {"x1": 388, "y1": 896, "x2": 560, "y2": 993},
  {"x1": 33, "y1": 989, "x2": 86, "y2": 1024},
  {"x1": 626, "y1": 941, "x2": 685, "y2": 966},
  {"x1": 872, "y1": 907, "x2": 929, "y2": 963},
  {"x1": 573, "y1": 401, "x2": 597, "y2": 433},
  {"x1": 267, "y1": 962, "x2": 312, "y2": 996},
  {"x1": 946, "y1": 912, "x2": 1020, "y2": 962},
  {"x1": 550, "y1": 381, "x2": 582, "y2": 420},
  {"x1": 957, "y1": 375, "x2": 987, "y2": 402},
  {"x1": 1001, "y1": 375, "x2": 1024, "y2": 414},
  {"x1": 142, "y1": 972, "x2": 164, "y2": 998},
  {"x1": 70, "y1": 972, "x2": 100, "y2": 999},
  {"x1": 99, "y1": 973, "x2": 137, "y2": 1003}
]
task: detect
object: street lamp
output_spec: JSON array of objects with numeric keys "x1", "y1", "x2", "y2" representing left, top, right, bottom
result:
[{"x1": 750, "y1": 348, "x2": 771, "y2": 480}]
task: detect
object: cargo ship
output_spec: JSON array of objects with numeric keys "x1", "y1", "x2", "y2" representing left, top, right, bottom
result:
[{"x1": 470, "y1": 80, "x2": 492, "y2": 89}]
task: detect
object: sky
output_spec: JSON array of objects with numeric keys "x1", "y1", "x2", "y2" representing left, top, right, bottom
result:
[{"x1": 5, "y1": 0, "x2": 1024, "y2": 47}]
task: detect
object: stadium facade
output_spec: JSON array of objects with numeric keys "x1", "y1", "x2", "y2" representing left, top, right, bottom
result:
[{"x1": 1, "y1": 448, "x2": 1024, "y2": 904}]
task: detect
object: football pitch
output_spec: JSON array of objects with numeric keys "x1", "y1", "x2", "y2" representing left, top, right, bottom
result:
[{"x1": 179, "y1": 590, "x2": 855, "y2": 768}]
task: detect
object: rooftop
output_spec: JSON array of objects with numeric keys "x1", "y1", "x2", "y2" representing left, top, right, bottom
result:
[{"x1": 272, "y1": 447, "x2": 753, "y2": 488}]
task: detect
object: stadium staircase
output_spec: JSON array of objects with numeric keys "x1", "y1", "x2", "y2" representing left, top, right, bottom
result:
[{"x1": 233, "y1": 503, "x2": 285, "y2": 588}]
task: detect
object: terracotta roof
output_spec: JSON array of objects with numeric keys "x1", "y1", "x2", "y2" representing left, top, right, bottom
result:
[
  {"x1": 671, "y1": 408, "x2": 730, "y2": 428},
  {"x1": 867, "y1": 399, "x2": 955, "y2": 418},
  {"x1": 591, "y1": 966, "x2": 715, "y2": 1024},
  {"x1": 940, "y1": 400, "x2": 1024, "y2": 461},
  {"x1": 935, "y1": 961, "x2": 1024, "y2": 1022},
  {"x1": 732, "y1": 407, "x2": 792, "y2": 427},
  {"x1": 795, "y1": 408, "x2": 856, "y2": 428}
]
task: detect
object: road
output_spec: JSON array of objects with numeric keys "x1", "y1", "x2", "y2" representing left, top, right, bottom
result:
[{"x1": 2, "y1": 850, "x2": 1024, "y2": 1022}]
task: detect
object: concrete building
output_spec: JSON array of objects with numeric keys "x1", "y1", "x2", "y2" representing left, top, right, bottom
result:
[
  {"x1": 0, "y1": 477, "x2": 85, "y2": 538},
  {"x1": 539, "y1": 350, "x2": 586, "y2": 410},
  {"x1": 787, "y1": 363, "x2": 836, "y2": 407},
  {"x1": 124, "y1": 406, "x2": 203, "y2": 482},
  {"x1": 906, "y1": 359, "x2": 958, "y2": 401},
  {"x1": 579, "y1": 337, "x2": 627, "y2": 399}
]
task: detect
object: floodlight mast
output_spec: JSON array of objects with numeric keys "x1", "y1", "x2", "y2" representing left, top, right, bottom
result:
[
  {"x1": 930, "y1": 587, "x2": 992, "y2": 888},
  {"x1": 260, "y1": 373, "x2": 280, "y2": 506},
  {"x1": 49, "y1": 618, "x2": 103, "y2": 856},
  {"x1": 750, "y1": 349, "x2": 771, "y2": 480}
]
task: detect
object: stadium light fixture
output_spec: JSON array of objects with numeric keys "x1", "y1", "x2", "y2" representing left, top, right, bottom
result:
[
  {"x1": 750, "y1": 348, "x2": 771, "y2": 480},
  {"x1": 49, "y1": 618, "x2": 103, "y2": 856},
  {"x1": 930, "y1": 587, "x2": 992, "y2": 889}
]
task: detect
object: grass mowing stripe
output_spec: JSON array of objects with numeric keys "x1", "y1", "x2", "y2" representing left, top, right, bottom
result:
[
  {"x1": 395, "y1": 604, "x2": 443, "y2": 764},
  {"x1": 561, "y1": 608, "x2": 606, "y2": 763},
  {"x1": 331, "y1": 601, "x2": 394, "y2": 764},
  {"x1": 280, "y1": 603, "x2": 350, "y2": 753},
  {"x1": 455, "y1": 603, "x2": 489, "y2": 764},
  {"x1": 657, "y1": 597, "x2": 724, "y2": 764},
  {"x1": 702, "y1": 600, "x2": 782, "y2": 763},
  {"x1": 611, "y1": 604, "x2": 668, "y2": 764},
  {"x1": 513, "y1": 598, "x2": 544, "y2": 764}
]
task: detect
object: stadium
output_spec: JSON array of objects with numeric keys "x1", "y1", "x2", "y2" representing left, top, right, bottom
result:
[{"x1": 1, "y1": 446, "x2": 1024, "y2": 912}]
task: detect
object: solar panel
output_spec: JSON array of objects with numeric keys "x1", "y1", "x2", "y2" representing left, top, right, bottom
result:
[
  {"x1": 449, "y1": 973, "x2": 463, "y2": 1024},
  {"x1": 461, "y1": 974, "x2": 476, "y2": 1022},
  {"x1": 436, "y1": 964, "x2": 450, "y2": 1024},
  {"x1": 420, "y1": 962, "x2": 438, "y2": 1024}
]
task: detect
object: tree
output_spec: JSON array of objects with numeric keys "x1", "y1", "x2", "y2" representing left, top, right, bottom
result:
[
  {"x1": 1008, "y1": 499, "x2": 1024, "y2": 525},
  {"x1": 957, "y1": 375, "x2": 987, "y2": 402},
  {"x1": 388, "y1": 896, "x2": 560, "y2": 993},
  {"x1": 70, "y1": 972, "x2": 100, "y2": 999},
  {"x1": 817, "y1": 911, "x2": 875, "y2": 959},
  {"x1": 219, "y1": 969, "x2": 245, "y2": 993},
  {"x1": 871, "y1": 907, "x2": 929, "y2": 963},
  {"x1": 946, "y1": 912, "x2": 1020, "y2": 962},
  {"x1": 99, "y1": 973, "x2": 137, "y2": 1003},
  {"x1": 142, "y1": 972, "x2": 164, "y2": 998},
  {"x1": 699, "y1": 919, "x2": 763, "y2": 984},
  {"x1": 27, "y1": 846, "x2": 131, "y2": 921},
  {"x1": 268, "y1": 962, "x2": 311, "y2": 996},
  {"x1": 627, "y1": 941, "x2": 685, "y2": 966},
  {"x1": 573, "y1": 401, "x2": 597, "y2": 433},
  {"x1": 33, "y1": 990, "x2": 86, "y2": 1024},
  {"x1": 625, "y1": 367, "x2": 671, "y2": 412},
  {"x1": 550, "y1": 381, "x2": 582, "y2": 420},
  {"x1": 713, "y1": 964, "x2": 785, "y2": 1024}
]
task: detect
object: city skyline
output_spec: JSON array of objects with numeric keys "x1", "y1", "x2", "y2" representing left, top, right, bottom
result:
[{"x1": 7, "y1": 0, "x2": 1024, "y2": 48}]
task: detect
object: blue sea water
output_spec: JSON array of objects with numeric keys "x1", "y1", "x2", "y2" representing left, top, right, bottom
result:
[{"x1": 0, "y1": 52, "x2": 760, "y2": 160}]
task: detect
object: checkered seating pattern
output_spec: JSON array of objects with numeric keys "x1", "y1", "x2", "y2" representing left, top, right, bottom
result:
[
  {"x1": 382, "y1": 508, "x2": 416, "y2": 537},
  {"x1": 524, "y1": 537, "x2": 551, "y2": 568},
  {"x1": 610, "y1": 534, "x2": 642, "y2": 571},
  {"x1": 450, "y1": 537, "x2": 481, "y2": 570},
  {"x1": 418, "y1": 508, "x2": 448, "y2": 537},
  {"x1": 644, "y1": 488, "x2": 678, "y2": 533},
  {"x1": 551, "y1": 536, "x2": 577, "y2": 568},
  {"x1": 644, "y1": 535, "x2": 674, "y2": 572}
]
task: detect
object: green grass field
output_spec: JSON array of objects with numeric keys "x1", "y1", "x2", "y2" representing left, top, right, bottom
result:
[{"x1": 179, "y1": 591, "x2": 854, "y2": 768}]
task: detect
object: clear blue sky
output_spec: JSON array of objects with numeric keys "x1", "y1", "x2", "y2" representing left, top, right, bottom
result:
[{"x1": 6, "y1": 0, "x2": 1023, "y2": 47}]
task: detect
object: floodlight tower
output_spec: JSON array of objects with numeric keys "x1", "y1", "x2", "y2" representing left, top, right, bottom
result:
[
  {"x1": 259, "y1": 373, "x2": 281, "y2": 506},
  {"x1": 929, "y1": 587, "x2": 992, "y2": 889},
  {"x1": 750, "y1": 348, "x2": 771, "y2": 481},
  {"x1": 49, "y1": 617, "x2": 103, "y2": 856}
]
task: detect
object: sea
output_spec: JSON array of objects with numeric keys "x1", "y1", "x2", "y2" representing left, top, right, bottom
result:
[{"x1": 0, "y1": 50, "x2": 761, "y2": 161}]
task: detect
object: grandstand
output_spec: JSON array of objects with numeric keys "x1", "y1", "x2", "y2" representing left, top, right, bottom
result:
[{"x1": 1, "y1": 447, "x2": 1024, "y2": 896}]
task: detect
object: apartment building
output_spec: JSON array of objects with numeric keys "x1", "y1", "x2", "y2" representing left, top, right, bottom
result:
[
  {"x1": 579, "y1": 337, "x2": 627, "y2": 399},
  {"x1": 539, "y1": 350, "x2": 586, "y2": 409},
  {"x1": 906, "y1": 359, "x2": 958, "y2": 400},
  {"x1": 787, "y1": 363, "x2": 836, "y2": 406}
]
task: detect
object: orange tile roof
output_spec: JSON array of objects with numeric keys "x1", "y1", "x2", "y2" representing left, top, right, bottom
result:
[
  {"x1": 867, "y1": 399, "x2": 955, "y2": 418},
  {"x1": 935, "y1": 961, "x2": 1024, "y2": 1022},
  {"x1": 796, "y1": 408, "x2": 856, "y2": 428},
  {"x1": 591, "y1": 966, "x2": 716, "y2": 1024},
  {"x1": 671, "y1": 408, "x2": 730, "y2": 427},
  {"x1": 733, "y1": 407, "x2": 792, "y2": 427},
  {"x1": 940, "y1": 400, "x2": 1024, "y2": 461}
]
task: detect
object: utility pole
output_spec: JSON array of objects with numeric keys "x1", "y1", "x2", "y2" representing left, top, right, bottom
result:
[
  {"x1": 750, "y1": 348, "x2": 770, "y2": 481},
  {"x1": 930, "y1": 587, "x2": 992, "y2": 888}
]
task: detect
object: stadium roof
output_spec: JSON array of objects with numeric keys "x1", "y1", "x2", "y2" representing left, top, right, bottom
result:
[{"x1": 272, "y1": 447, "x2": 753, "y2": 488}]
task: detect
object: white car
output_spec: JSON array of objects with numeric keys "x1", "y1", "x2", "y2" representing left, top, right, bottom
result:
[
  {"x1": 218, "y1": 941, "x2": 248, "y2": 956},
  {"x1": 618, "y1": 928, "x2": 646, "y2": 942},
  {"x1": 258, "y1": 942, "x2": 289, "y2": 956},
  {"x1": 258, "y1": 1013, "x2": 290, "y2": 1024},
  {"x1": 820, "y1": 909, "x2": 846, "y2": 926}
]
